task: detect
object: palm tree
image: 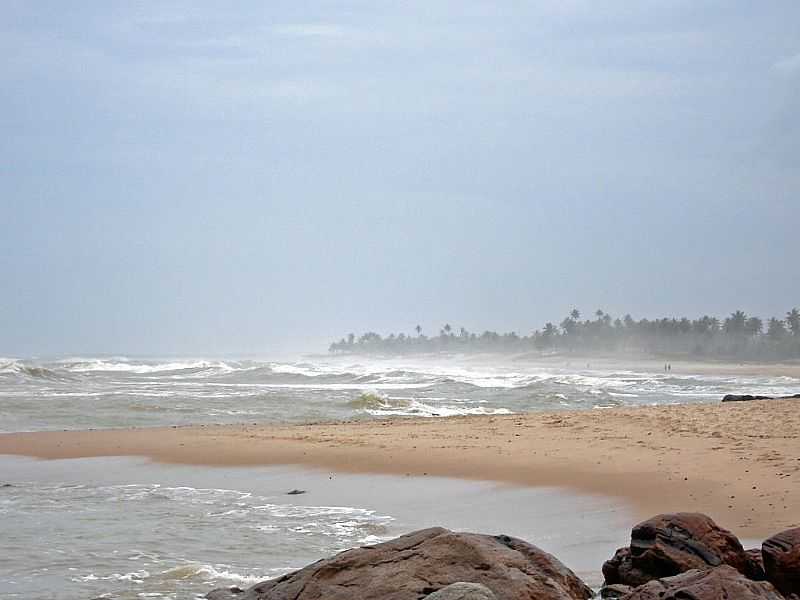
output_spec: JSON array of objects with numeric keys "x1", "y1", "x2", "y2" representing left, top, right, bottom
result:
[
  {"x1": 786, "y1": 308, "x2": 800, "y2": 336},
  {"x1": 415, "y1": 324, "x2": 422, "y2": 336},
  {"x1": 560, "y1": 317, "x2": 576, "y2": 336},
  {"x1": 745, "y1": 316, "x2": 763, "y2": 336},
  {"x1": 542, "y1": 322, "x2": 557, "y2": 342},
  {"x1": 570, "y1": 308, "x2": 581, "y2": 321},
  {"x1": 767, "y1": 318, "x2": 786, "y2": 340},
  {"x1": 443, "y1": 323, "x2": 452, "y2": 335},
  {"x1": 724, "y1": 310, "x2": 748, "y2": 335}
]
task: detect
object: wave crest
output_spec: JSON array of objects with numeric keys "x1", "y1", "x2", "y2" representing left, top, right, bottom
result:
[{"x1": 347, "y1": 392, "x2": 512, "y2": 417}]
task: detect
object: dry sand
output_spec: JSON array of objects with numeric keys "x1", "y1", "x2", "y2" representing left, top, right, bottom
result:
[{"x1": 1, "y1": 399, "x2": 798, "y2": 538}]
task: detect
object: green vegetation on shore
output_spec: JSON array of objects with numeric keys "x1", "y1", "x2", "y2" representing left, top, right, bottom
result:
[{"x1": 329, "y1": 307, "x2": 800, "y2": 359}]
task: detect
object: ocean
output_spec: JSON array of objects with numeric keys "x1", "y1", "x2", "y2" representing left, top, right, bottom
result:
[
  {"x1": 2, "y1": 354, "x2": 797, "y2": 433},
  {"x1": 1, "y1": 354, "x2": 796, "y2": 599}
]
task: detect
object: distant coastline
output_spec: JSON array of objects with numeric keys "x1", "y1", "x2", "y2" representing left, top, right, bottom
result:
[{"x1": 330, "y1": 307, "x2": 800, "y2": 361}]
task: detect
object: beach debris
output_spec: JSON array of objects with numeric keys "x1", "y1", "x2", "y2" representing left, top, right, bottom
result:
[
  {"x1": 286, "y1": 489, "x2": 306, "y2": 495},
  {"x1": 205, "y1": 527, "x2": 593, "y2": 600},
  {"x1": 423, "y1": 582, "x2": 497, "y2": 599},
  {"x1": 602, "y1": 512, "x2": 763, "y2": 588},
  {"x1": 620, "y1": 566, "x2": 783, "y2": 600},
  {"x1": 762, "y1": 527, "x2": 800, "y2": 597}
]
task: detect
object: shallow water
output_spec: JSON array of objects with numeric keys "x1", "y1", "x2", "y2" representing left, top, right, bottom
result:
[
  {"x1": 0, "y1": 456, "x2": 631, "y2": 599},
  {"x1": 1, "y1": 355, "x2": 797, "y2": 432}
]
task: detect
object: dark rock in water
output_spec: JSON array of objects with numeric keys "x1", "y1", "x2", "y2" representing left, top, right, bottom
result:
[
  {"x1": 286, "y1": 489, "x2": 306, "y2": 495},
  {"x1": 723, "y1": 393, "x2": 800, "y2": 402},
  {"x1": 424, "y1": 582, "x2": 497, "y2": 599},
  {"x1": 762, "y1": 527, "x2": 800, "y2": 597},
  {"x1": 723, "y1": 394, "x2": 774, "y2": 402},
  {"x1": 599, "y1": 583, "x2": 633, "y2": 598},
  {"x1": 621, "y1": 566, "x2": 784, "y2": 599},
  {"x1": 205, "y1": 527, "x2": 593, "y2": 600},
  {"x1": 602, "y1": 513, "x2": 758, "y2": 587},
  {"x1": 206, "y1": 586, "x2": 244, "y2": 599},
  {"x1": 0, "y1": 483, "x2": 13, "y2": 488}
]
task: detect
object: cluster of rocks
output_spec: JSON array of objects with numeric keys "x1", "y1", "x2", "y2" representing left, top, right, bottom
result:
[
  {"x1": 600, "y1": 512, "x2": 798, "y2": 599},
  {"x1": 206, "y1": 513, "x2": 800, "y2": 600}
]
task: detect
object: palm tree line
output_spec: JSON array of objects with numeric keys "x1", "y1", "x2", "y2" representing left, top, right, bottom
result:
[{"x1": 329, "y1": 307, "x2": 800, "y2": 359}]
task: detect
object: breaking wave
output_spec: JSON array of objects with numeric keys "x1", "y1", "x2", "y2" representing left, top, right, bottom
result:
[
  {"x1": 347, "y1": 392, "x2": 512, "y2": 417},
  {"x1": 0, "y1": 359, "x2": 69, "y2": 380}
]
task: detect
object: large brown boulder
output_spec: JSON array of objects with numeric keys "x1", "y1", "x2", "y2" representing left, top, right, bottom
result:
[
  {"x1": 621, "y1": 566, "x2": 784, "y2": 599},
  {"x1": 602, "y1": 513, "x2": 759, "y2": 587},
  {"x1": 762, "y1": 527, "x2": 800, "y2": 597},
  {"x1": 205, "y1": 527, "x2": 593, "y2": 600}
]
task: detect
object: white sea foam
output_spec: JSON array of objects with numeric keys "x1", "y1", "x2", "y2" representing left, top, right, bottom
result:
[
  {"x1": 157, "y1": 564, "x2": 267, "y2": 585},
  {"x1": 64, "y1": 359, "x2": 227, "y2": 374}
]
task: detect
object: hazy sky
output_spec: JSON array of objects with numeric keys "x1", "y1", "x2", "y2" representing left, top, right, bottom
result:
[{"x1": 2, "y1": 1, "x2": 799, "y2": 356}]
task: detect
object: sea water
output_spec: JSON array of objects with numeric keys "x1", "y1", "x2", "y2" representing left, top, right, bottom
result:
[
  {"x1": 0, "y1": 456, "x2": 631, "y2": 599},
  {"x1": 1, "y1": 354, "x2": 796, "y2": 432}
]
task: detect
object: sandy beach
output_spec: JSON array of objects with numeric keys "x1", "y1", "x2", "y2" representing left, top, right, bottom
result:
[{"x1": 2, "y1": 399, "x2": 797, "y2": 538}]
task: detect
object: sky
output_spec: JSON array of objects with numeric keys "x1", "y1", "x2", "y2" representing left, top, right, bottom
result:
[{"x1": 2, "y1": 1, "x2": 799, "y2": 356}]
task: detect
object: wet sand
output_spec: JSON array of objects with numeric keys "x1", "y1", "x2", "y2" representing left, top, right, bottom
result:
[
  {"x1": 2, "y1": 399, "x2": 798, "y2": 537},
  {"x1": 509, "y1": 353, "x2": 800, "y2": 378}
]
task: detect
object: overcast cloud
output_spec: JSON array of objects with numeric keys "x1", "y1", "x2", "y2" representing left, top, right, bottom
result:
[{"x1": 2, "y1": 1, "x2": 799, "y2": 356}]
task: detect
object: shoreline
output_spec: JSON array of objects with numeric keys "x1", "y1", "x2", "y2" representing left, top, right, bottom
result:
[
  {"x1": 1, "y1": 400, "x2": 798, "y2": 537},
  {"x1": 358, "y1": 352, "x2": 800, "y2": 378}
]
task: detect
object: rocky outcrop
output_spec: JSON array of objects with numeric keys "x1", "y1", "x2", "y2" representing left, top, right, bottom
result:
[
  {"x1": 206, "y1": 527, "x2": 593, "y2": 600},
  {"x1": 762, "y1": 527, "x2": 800, "y2": 597},
  {"x1": 602, "y1": 513, "x2": 759, "y2": 587},
  {"x1": 722, "y1": 393, "x2": 800, "y2": 402},
  {"x1": 424, "y1": 582, "x2": 497, "y2": 599},
  {"x1": 621, "y1": 566, "x2": 784, "y2": 599}
]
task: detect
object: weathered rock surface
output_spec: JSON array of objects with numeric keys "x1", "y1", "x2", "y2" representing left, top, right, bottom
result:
[
  {"x1": 762, "y1": 527, "x2": 800, "y2": 597},
  {"x1": 602, "y1": 513, "x2": 758, "y2": 587},
  {"x1": 205, "y1": 527, "x2": 593, "y2": 600},
  {"x1": 722, "y1": 393, "x2": 800, "y2": 402},
  {"x1": 621, "y1": 566, "x2": 784, "y2": 599},
  {"x1": 424, "y1": 582, "x2": 497, "y2": 600},
  {"x1": 599, "y1": 583, "x2": 633, "y2": 598}
]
